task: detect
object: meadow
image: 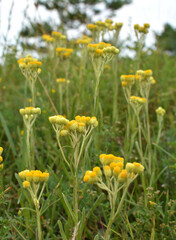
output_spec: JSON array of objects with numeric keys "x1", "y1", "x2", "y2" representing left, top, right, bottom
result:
[{"x1": 0, "y1": 20, "x2": 176, "y2": 240}]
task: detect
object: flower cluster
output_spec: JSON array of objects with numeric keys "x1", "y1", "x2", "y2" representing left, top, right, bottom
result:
[
  {"x1": 136, "y1": 69, "x2": 156, "y2": 98},
  {"x1": 0, "y1": 147, "x2": 3, "y2": 171},
  {"x1": 18, "y1": 55, "x2": 42, "y2": 81},
  {"x1": 121, "y1": 75, "x2": 136, "y2": 87},
  {"x1": 76, "y1": 36, "x2": 92, "y2": 46},
  {"x1": 19, "y1": 107, "x2": 41, "y2": 130},
  {"x1": 49, "y1": 115, "x2": 98, "y2": 136},
  {"x1": 19, "y1": 169, "x2": 49, "y2": 187},
  {"x1": 84, "y1": 153, "x2": 144, "y2": 185},
  {"x1": 42, "y1": 34, "x2": 53, "y2": 43},
  {"x1": 88, "y1": 42, "x2": 119, "y2": 79},
  {"x1": 56, "y1": 47, "x2": 73, "y2": 60},
  {"x1": 156, "y1": 107, "x2": 166, "y2": 117},
  {"x1": 134, "y1": 23, "x2": 150, "y2": 35},
  {"x1": 56, "y1": 78, "x2": 70, "y2": 84}
]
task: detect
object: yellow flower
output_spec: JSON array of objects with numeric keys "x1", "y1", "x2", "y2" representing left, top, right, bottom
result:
[
  {"x1": 103, "y1": 166, "x2": 112, "y2": 177},
  {"x1": 156, "y1": 107, "x2": 166, "y2": 117},
  {"x1": 149, "y1": 201, "x2": 157, "y2": 206},
  {"x1": 0, "y1": 147, "x2": 3, "y2": 155},
  {"x1": 23, "y1": 181, "x2": 30, "y2": 189},
  {"x1": 118, "y1": 169, "x2": 127, "y2": 183}
]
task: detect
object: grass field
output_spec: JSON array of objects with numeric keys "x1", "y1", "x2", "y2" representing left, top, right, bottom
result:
[{"x1": 0, "y1": 20, "x2": 176, "y2": 240}]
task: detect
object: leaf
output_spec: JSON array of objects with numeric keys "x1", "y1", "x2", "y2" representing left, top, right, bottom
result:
[
  {"x1": 0, "y1": 112, "x2": 16, "y2": 156},
  {"x1": 86, "y1": 193, "x2": 104, "y2": 219},
  {"x1": 62, "y1": 193, "x2": 77, "y2": 224},
  {"x1": 57, "y1": 220, "x2": 67, "y2": 240}
]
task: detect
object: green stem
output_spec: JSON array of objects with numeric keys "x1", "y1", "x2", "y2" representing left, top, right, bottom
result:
[
  {"x1": 36, "y1": 206, "x2": 42, "y2": 240},
  {"x1": 26, "y1": 127, "x2": 31, "y2": 169}
]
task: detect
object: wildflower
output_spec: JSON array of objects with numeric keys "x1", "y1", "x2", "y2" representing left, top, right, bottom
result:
[
  {"x1": 133, "y1": 162, "x2": 144, "y2": 173},
  {"x1": 23, "y1": 181, "x2": 30, "y2": 189},
  {"x1": 103, "y1": 166, "x2": 112, "y2": 177},
  {"x1": 156, "y1": 107, "x2": 166, "y2": 117},
  {"x1": 19, "y1": 170, "x2": 50, "y2": 183},
  {"x1": 118, "y1": 169, "x2": 127, "y2": 183},
  {"x1": 149, "y1": 201, "x2": 157, "y2": 206}
]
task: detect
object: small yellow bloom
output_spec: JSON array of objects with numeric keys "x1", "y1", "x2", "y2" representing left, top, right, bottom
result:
[
  {"x1": 103, "y1": 166, "x2": 112, "y2": 177},
  {"x1": 23, "y1": 181, "x2": 30, "y2": 189},
  {"x1": 149, "y1": 201, "x2": 157, "y2": 206}
]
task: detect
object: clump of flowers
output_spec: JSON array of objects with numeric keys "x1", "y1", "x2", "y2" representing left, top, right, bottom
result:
[
  {"x1": 18, "y1": 55, "x2": 42, "y2": 106},
  {"x1": 56, "y1": 47, "x2": 73, "y2": 61},
  {"x1": 19, "y1": 107, "x2": 41, "y2": 169},
  {"x1": 136, "y1": 69, "x2": 156, "y2": 99},
  {"x1": 49, "y1": 114, "x2": 98, "y2": 229},
  {"x1": 19, "y1": 170, "x2": 49, "y2": 240},
  {"x1": 121, "y1": 74, "x2": 136, "y2": 101},
  {"x1": 42, "y1": 34, "x2": 53, "y2": 43},
  {"x1": 134, "y1": 23, "x2": 150, "y2": 69},
  {"x1": 0, "y1": 147, "x2": 3, "y2": 171},
  {"x1": 84, "y1": 153, "x2": 144, "y2": 239},
  {"x1": 130, "y1": 96, "x2": 146, "y2": 113},
  {"x1": 88, "y1": 42, "x2": 119, "y2": 113}
]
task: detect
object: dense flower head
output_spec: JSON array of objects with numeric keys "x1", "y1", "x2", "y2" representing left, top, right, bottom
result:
[
  {"x1": 84, "y1": 159, "x2": 144, "y2": 185},
  {"x1": 49, "y1": 115, "x2": 69, "y2": 126},
  {"x1": 19, "y1": 107, "x2": 41, "y2": 116},
  {"x1": 56, "y1": 78, "x2": 70, "y2": 84},
  {"x1": 18, "y1": 55, "x2": 42, "y2": 70},
  {"x1": 75, "y1": 115, "x2": 98, "y2": 127},
  {"x1": 134, "y1": 23, "x2": 150, "y2": 34},
  {"x1": 76, "y1": 37, "x2": 92, "y2": 45},
  {"x1": 42, "y1": 34, "x2": 53, "y2": 42},
  {"x1": 56, "y1": 47, "x2": 73, "y2": 59},
  {"x1": 50, "y1": 115, "x2": 98, "y2": 136},
  {"x1": 87, "y1": 24, "x2": 98, "y2": 31},
  {"x1": 19, "y1": 170, "x2": 49, "y2": 184},
  {"x1": 100, "y1": 154, "x2": 124, "y2": 165},
  {"x1": 136, "y1": 69, "x2": 156, "y2": 87},
  {"x1": 52, "y1": 31, "x2": 62, "y2": 38},
  {"x1": 130, "y1": 96, "x2": 146, "y2": 105},
  {"x1": 121, "y1": 74, "x2": 135, "y2": 86},
  {"x1": 156, "y1": 107, "x2": 166, "y2": 117}
]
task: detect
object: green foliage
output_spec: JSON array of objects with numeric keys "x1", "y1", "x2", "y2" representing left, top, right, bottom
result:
[{"x1": 155, "y1": 24, "x2": 176, "y2": 54}]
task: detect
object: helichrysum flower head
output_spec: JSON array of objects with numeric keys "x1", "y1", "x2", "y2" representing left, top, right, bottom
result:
[
  {"x1": 18, "y1": 55, "x2": 42, "y2": 80},
  {"x1": 0, "y1": 147, "x2": 3, "y2": 156},
  {"x1": 156, "y1": 107, "x2": 166, "y2": 117},
  {"x1": 76, "y1": 37, "x2": 92, "y2": 46},
  {"x1": 118, "y1": 169, "x2": 127, "y2": 183},
  {"x1": 87, "y1": 24, "x2": 98, "y2": 32},
  {"x1": 130, "y1": 96, "x2": 146, "y2": 105},
  {"x1": 56, "y1": 78, "x2": 70, "y2": 84},
  {"x1": 19, "y1": 107, "x2": 41, "y2": 116},
  {"x1": 19, "y1": 170, "x2": 49, "y2": 184},
  {"x1": 83, "y1": 170, "x2": 99, "y2": 184},
  {"x1": 49, "y1": 115, "x2": 69, "y2": 127},
  {"x1": 23, "y1": 181, "x2": 30, "y2": 189},
  {"x1": 121, "y1": 75, "x2": 135, "y2": 87},
  {"x1": 103, "y1": 166, "x2": 112, "y2": 177},
  {"x1": 42, "y1": 34, "x2": 53, "y2": 42},
  {"x1": 99, "y1": 154, "x2": 124, "y2": 165},
  {"x1": 56, "y1": 47, "x2": 73, "y2": 59},
  {"x1": 132, "y1": 162, "x2": 144, "y2": 174},
  {"x1": 134, "y1": 23, "x2": 150, "y2": 34}
]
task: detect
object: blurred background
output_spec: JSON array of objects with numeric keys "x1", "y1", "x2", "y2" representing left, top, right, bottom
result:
[{"x1": 0, "y1": 0, "x2": 176, "y2": 57}]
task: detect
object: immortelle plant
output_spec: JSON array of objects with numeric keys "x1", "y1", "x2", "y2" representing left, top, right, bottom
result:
[
  {"x1": 49, "y1": 114, "x2": 98, "y2": 238},
  {"x1": 18, "y1": 169, "x2": 49, "y2": 240},
  {"x1": 84, "y1": 153, "x2": 144, "y2": 240}
]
